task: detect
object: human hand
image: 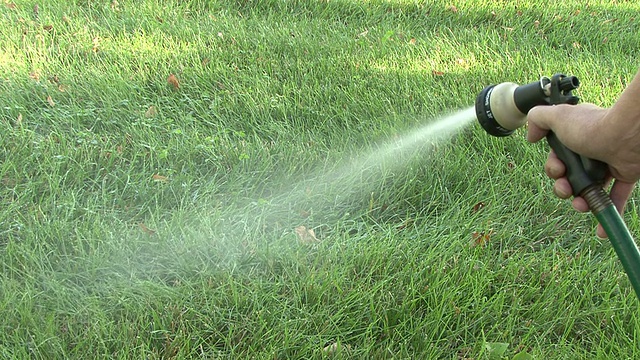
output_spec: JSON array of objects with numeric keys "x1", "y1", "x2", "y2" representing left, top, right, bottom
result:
[{"x1": 527, "y1": 103, "x2": 638, "y2": 238}]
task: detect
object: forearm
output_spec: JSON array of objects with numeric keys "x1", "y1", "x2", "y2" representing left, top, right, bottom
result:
[
  {"x1": 609, "y1": 69, "x2": 640, "y2": 126},
  {"x1": 602, "y1": 68, "x2": 640, "y2": 181}
]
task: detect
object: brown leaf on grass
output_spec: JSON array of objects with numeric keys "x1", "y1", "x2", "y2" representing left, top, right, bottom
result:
[
  {"x1": 33, "y1": 4, "x2": 39, "y2": 16},
  {"x1": 6, "y1": 3, "x2": 17, "y2": 10},
  {"x1": 470, "y1": 230, "x2": 493, "y2": 248},
  {"x1": 62, "y1": 15, "x2": 70, "y2": 23},
  {"x1": 167, "y1": 74, "x2": 180, "y2": 90},
  {"x1": 29, "y1": 71, "x2": 40, "y2": 81},
  {"x1": 295, "y1": 225, "x2": 319, "y2": 244},
  {"x1": 432, "y1": 70, "x2": 445, "y2": 76},
  {"x1": 447, "y1": 5, "x2": 458, "y2": 13},
  {"x1": 43, "y1": 24, "x2": 53, "y2": 32},
  {"x1": 472, "y1": 202, "x2": 485, "y2": 213},
  {"x1": 144, "y1": 105, "x2": 158, "y2": 118},
  {"x1": 152, "y1": 174, "x2": 169, "y2": 183},
  {"x1": 46, "y1": 95, "x2": 55, "y2": 107},
  {"x1": 409, "y1": 38, "x2": 416, "y2": 45},
  {"x1": 139, "y1": 222, "x2": 156, "y2": 235}
]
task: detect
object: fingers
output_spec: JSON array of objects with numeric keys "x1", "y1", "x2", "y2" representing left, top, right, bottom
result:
[
  {"x1": 596, "y1": 224, "x2": 607, "y2": 239},
  {"x1": 544, "y1": 150, "x2": 565, "y2": 179},
  {"x1": 575, "y1": 180, "x2": 635, "y2": 239},
  {"x1": 609, "y1": 180, "x2": 636, "y2": 214}
]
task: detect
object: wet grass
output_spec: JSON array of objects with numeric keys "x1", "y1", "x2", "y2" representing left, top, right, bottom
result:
[{"x1": 1, "y1": 0, "x2": 639, "y2": 358}]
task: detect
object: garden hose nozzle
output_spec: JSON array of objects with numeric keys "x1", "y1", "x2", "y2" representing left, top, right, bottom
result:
[
  {"x1": 475, "y1": 73, "x2": 640, "y2": 300},
  {"x1": 475, "y1": 74, "x2": 580, "y2": 136}
]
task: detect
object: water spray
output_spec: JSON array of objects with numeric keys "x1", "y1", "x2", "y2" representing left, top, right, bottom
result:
[{"x1": 475, "y1": 74, "x2": 640, "y2": 300}]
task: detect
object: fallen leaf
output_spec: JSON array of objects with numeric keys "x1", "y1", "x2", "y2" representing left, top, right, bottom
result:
[
  {"x1": 472, "y1": 202, "x2": 485, "y2": 213},
  {"x1": 62, "y1": 15, "x2": 70, "y2": 23},
  {"x1": 470, "y1": 230, "x2": 493, "y2": 248},
  {"x1": 139, "y1": 222, "x2": 156, "y2": 235},
  {"x1": 43, "y1": 24, "x2": 53, "y2": 31},
  {"x1": 295, "y1": 225, "x2": 319, "y2": 244},
  {"x1": 432, "y1": 70, "x2": 445, "y2": 76},
  {"x1": 167, "y1": 74, "x2": 180, "y2": 89},
  {"x1": 201, "y1": 57, "x2": 210, "y2": 66},
  {"x1": 409, "y1": 38, "x2": 416, "y2": 45},
  {"x1": 145, "y1": 105, "x2": 158, "y2": 118},
  {"x1": 6, "y1": 3, "x2": 17, "y2": 10},
  {"x1": 152, "y1": 174, "x2": 169, "y2": 183},
  {"x1": 46, "y1": 95, "x2": 55, "y2": 107},
  {"x1": 33, "y1": 4, "x2": 39, "y2": 16},
  {"x1": 29, "y1": 71, "x2": 40, "y2": 81},
  {"x1": 534, "y1": 20, "x2": 540, "y2": 28},
  {"x1": 516, "y1": 10, "x2": 523, "y2": 16},
  {"x1": 448, "y1": 5, "x2": 458, "y2": 13},
  {"x1": 57, "y1": 84, "x2": 66, "y2": 92}
]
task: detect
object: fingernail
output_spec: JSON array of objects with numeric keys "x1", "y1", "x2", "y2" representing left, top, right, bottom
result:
[{"x1": 553, "y1": 187, "x2": 569, "y2": 199}]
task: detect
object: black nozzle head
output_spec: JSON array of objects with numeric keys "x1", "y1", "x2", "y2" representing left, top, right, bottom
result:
[
  {"x1": 558, "y1": 75, "x2": 580, "y2": 92},
  {"x1": 475, "y1": 85, "x2": 514, "y2": 137}
]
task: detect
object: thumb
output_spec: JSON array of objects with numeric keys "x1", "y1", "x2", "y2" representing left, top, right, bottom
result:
[
  {"x1": 526, "y1": 105, "x2": 559, "y2": 143},
  {"x1": 526, "y1": 104, "x2": 605, "y2": 158}
]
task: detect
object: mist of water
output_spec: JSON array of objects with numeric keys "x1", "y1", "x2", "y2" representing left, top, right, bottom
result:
[
  {"x1": 248, "y1": 106, "x2": 478, "y2": 230},
  {"x1": 115, "y1": 106, "x2": 479, "y2": 281}
]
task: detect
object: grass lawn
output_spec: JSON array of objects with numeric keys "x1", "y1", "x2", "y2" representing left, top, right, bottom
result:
[{"x1": 1, "y1": 0, "x2": 640, "y2": 358}]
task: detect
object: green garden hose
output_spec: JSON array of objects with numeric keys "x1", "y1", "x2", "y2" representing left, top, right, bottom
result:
[{"x1": 583, "y1": 185, "x2": 640, "y2": 299}]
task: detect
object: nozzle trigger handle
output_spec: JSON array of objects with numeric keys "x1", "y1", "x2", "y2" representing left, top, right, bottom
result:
[{"x1": 546, "y1": 132, "x2": 608, "y2": 196}]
